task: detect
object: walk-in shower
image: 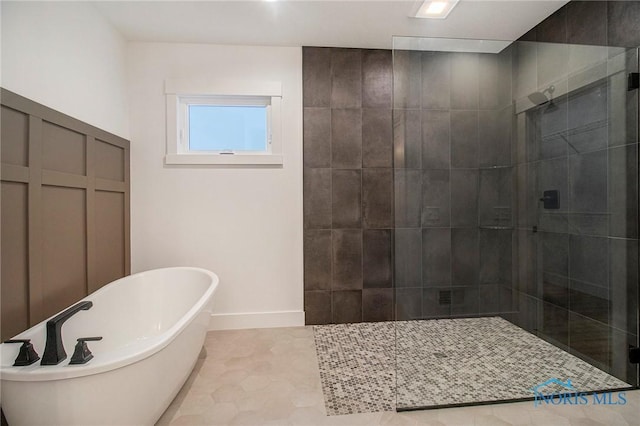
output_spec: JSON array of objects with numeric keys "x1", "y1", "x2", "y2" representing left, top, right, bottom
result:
[{"x1": 393, "y1": 36, "x2": 639, "y2": 409}]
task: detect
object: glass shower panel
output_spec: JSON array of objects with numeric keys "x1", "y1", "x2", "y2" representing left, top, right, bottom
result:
[
  {"x1": 520, "y1": 44, "x2": 639, "y2": 387},
  {"x1": 393, "y1": 36, "x2": 639, "y2": 410}
]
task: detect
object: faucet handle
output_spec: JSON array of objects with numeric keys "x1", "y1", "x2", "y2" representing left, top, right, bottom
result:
[
  {"x1": 69, "y1": 336, "x2": 102, "y2": 365},
  {"x1": 5, "y1": 339, "x2": 40, "y2": 366}
]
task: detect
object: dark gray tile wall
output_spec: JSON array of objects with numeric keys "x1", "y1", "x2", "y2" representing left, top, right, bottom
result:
[
  {"x1": 331, "y1": 109, "x2": 362, "y2": 169},
  {"x1": 394, "y1": 169, "x2": 422, "y2": 228},
  {"x1": 394, "y1": 228, "x2": 421, "y2": 288},
  {"x1": 363, "y1": 169, "x2": 393, "y2": 228},
  {"x1": 394, "y1": 109, "x2": 422, "y2": 169},
  {"x1": 511, "y1": 1, "x2": 640, "y2": 385},
  {"x1": 450, "y1": 110, "x2": 479, "y2": 168},
  {"x1": 304, "y1": 230, "x2": 332, "y2": 291},
  {"x1": 332, "y1": 229, "x2": 363, "y2": 290},
  {"x1": 421, "y1": 170, "x2": 450, "y2": 227},
  {"x1": 566, "y1": 1, "x2": 607, "y2": 46},
  {"x1": 422, "y1": 110, "x2": 450, "y2": 169},
  {"x1": 363, "y1": 229, "x2": 392, "y2": 288},
  {"x1": 332, "y1": 170, "x2": 362, "y2": 228},
  {"x1": 524, "y1": 1, "x2": 640, "y2": 48},
  {"x1": 363, "y1": 109, "x2": 392, "y2": 167},
  {"x1": 451, "y1": 170, "x2": 479, "y2": 227},
  {"x1": 394, "y1": 48, "x2": 515, "y2": 321},
  {"x1": 451, "y1": 228, "x2": 479, "y2": 286},
  {"x1": 304, "y1": 47, "x2": 393, "y2": 324},
  {"x1": 303, "y1": 108, "x2": 331, "y2": 168},
  {"x1": 362, "y1": 288, "x2": 393, "y2": 322},
  {"x1": 422, "y1": 228, "x2": 452, "y2": 287},
  {"x1": 332, "y1": 290, "x2": 362, "y2": 324},
  {"x1": 607, "y1": 2, "x2": 640, "y2": 48}
]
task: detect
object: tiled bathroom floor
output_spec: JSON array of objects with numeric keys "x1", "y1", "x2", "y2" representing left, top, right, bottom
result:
[
  {"x1": 314, "y1": 317, "x2": 630, "y2": 414},
  {"x1": 157, "y1": 326, "x2": 640, "y2": 426}
]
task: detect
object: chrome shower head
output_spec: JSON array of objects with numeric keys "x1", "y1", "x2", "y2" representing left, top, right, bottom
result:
[
  {"x1": 528, "y1": 85, "x2": 556, "y2": 107},
  {"x1": 528, "y1": 91, "x2": 549, "y2": 105}
]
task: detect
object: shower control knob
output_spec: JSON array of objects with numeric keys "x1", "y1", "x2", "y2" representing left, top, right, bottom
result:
[{"x1": 69, "y1": 336, "x2": 102, "y2": 365}]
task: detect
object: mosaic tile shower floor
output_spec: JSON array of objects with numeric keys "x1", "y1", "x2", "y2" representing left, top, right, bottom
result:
[{"x1": 313, "y1": 317, "x2": 631, "y2": 416}]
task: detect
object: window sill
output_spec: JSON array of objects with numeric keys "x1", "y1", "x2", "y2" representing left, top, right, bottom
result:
[{"x1": 164, "y1": 153, "x2": 283, "y2": 166}]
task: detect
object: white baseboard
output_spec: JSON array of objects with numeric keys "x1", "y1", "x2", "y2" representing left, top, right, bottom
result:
[{"x1": 209, "y1": 310, "x2": 305, "y2": 330}]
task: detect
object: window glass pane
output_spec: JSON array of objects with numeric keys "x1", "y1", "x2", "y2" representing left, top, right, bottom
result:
[{"x1": 188, "y1": 105, "x2": 267, "y2": 151}]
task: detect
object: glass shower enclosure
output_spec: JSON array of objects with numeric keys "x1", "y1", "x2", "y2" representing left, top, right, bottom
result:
[{"x1": 393, "y1": 36, "x2": 639, "y2": 409}]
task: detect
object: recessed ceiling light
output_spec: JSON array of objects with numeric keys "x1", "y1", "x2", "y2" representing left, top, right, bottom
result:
[
  {"x1": 414, "y1": 0, "x2": 460, "y2": 19},
  {"x1": 426, "y1": 2, "x2": 448, "y2": 15}
]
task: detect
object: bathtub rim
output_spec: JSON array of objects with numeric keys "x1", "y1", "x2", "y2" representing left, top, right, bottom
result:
[{"x1": 0, "y1": 266, "x2": 218, "y2": 382}]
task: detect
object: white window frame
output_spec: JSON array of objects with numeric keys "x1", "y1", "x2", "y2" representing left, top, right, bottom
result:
[{"x1": 165, "y1": 78, "x2": 283, "y2": 166}]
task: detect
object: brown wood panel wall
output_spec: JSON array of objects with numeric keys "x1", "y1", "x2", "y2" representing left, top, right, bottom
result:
[{"x1": 0, "y1": 88, "x2": 130, "y2": 341}]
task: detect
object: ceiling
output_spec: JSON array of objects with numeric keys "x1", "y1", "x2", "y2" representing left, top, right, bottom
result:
[{"x1": 93, "y1": 0, "x2": 568, "y2": 50}]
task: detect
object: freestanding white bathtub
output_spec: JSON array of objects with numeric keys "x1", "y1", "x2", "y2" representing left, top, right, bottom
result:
[{"x1": 0, "y1": 267, "x2": 219, "y2": 426}]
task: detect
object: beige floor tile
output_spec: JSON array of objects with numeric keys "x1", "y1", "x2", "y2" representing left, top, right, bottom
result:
[
  {"x1": 528, "y1": 411, "x2": 572, "y2": 426},
  {"x1": 169, "y1": 414, "x2": 205, "y2": 425},
  {"x1": 567, "y1": 417, "x2": 609, "y2": 426},
  {"x1": 290, "y1": 356, "x2": 322, "y2": 372},
  {"x1": 228, "y1": 411, "x2": 267, "y2": 426},
  {"x1": 291, "y1": 388, "x2": 325, "y2": 408},
  {"x1": 199, "y1": 402, "x2": 239, "y2": 425},
  {"x1": 435, "y1": 405, "x2": 494, "y2": 426},
  {"x1": 157, "y1": 327, "x2": 640, "y2": 426},
  {"x1": 394, "y1": 409, "x2": 442, "y2": 425},
  {"x1": 197, "y1": 360, "x2": 229, "y2": 379},
  {"x1": 235, "y1": 390, "x2": 273, "y2": 412},
  {"x1": 263, "y1": 378, "x2": 297, "y2": 396},
  {"x1": 322, "y1": 411, "x2": 384, "y2": 425},
  {"x1": 434, "y1": 413, "x2": 477, "y2": 426},
  {"x1": 450, "y1": 405, "x2": 493, "y2": 417},
  {"x1": 533, "y1": 404, "x2": 586, "y2": 419},
  {"x1": 474, "y1": 414, "x2": 512, "y2": 426},
  {"x1": 379, "y1": 411, "x2": 419, "y2": 425},
  {"x1": 491, "y1": 403, "x2": 533, "y2": 425},
  {"x1": 288, "y1": 406, "x2": 327, "y2": 425},
  {"x1": 263, "y1": 419, "x2": 295, "y2": 426},
  {"x1": 417, "y1": 421, "x2": 449, "y2": 426},
  {"x1": 285, "y1": 327, "x2": 314, "y2": 338},
  {"x1": 614, "y1": 406, "x2": 640, "y2": 426},
  {"x1": 240, "y1": 374, "x2": 272, "y2": 392},
  {"x1": 216, "y1": 368, "x2": 250, "y2": 385},
  {"x1": 255, "y1": 397, "x2": 297, "y2": 421},
  {"x1": 175, "y1": 394, "x2": 215, "y2": 416},
  {"x1": 288, "y1": 374, "x2": 323, "y2": 390},
  {"x1": 211, "y1": 383, "x2": 247, "y2": 403},
  {"x1": 249, "y1": 359, "x2": 276, "y2": 375},
  {"x1": 580, "y1": 405, "x2": 632, "y2": 426},
  {"x1": 224, "y1": 355, "x2": 258, "y2": 370},
  {"x1": 190, "y1": 374, "x2": 226, "y2": 394}
]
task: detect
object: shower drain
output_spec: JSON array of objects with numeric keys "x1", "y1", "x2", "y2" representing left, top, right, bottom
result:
[{"x1": 433, "y1": 352, "x2": 448, "y2": 358}]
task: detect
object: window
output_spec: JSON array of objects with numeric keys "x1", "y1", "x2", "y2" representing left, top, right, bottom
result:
[
  {"x1": 165, "y1": 79, "x2": 283, "y2": 165},
  {"x1": 181, "y1": 96, "x2": 271, "y2": 154},
  {"x1": 188, "y1": 103, "x2": 268, "y2": 152}
]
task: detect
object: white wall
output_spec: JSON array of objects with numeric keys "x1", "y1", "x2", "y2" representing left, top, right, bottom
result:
[
  {"x1": 127, "y1": 42, "x2": 304, "y2": 329},
  {"x1": 1, "y1": 2, "x2": 129, "y2": 139}
]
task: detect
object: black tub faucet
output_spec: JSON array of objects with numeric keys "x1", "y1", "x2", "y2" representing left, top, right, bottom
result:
[{"x1": 41, "y1": 301, "x2": 93, "y2": 365}]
